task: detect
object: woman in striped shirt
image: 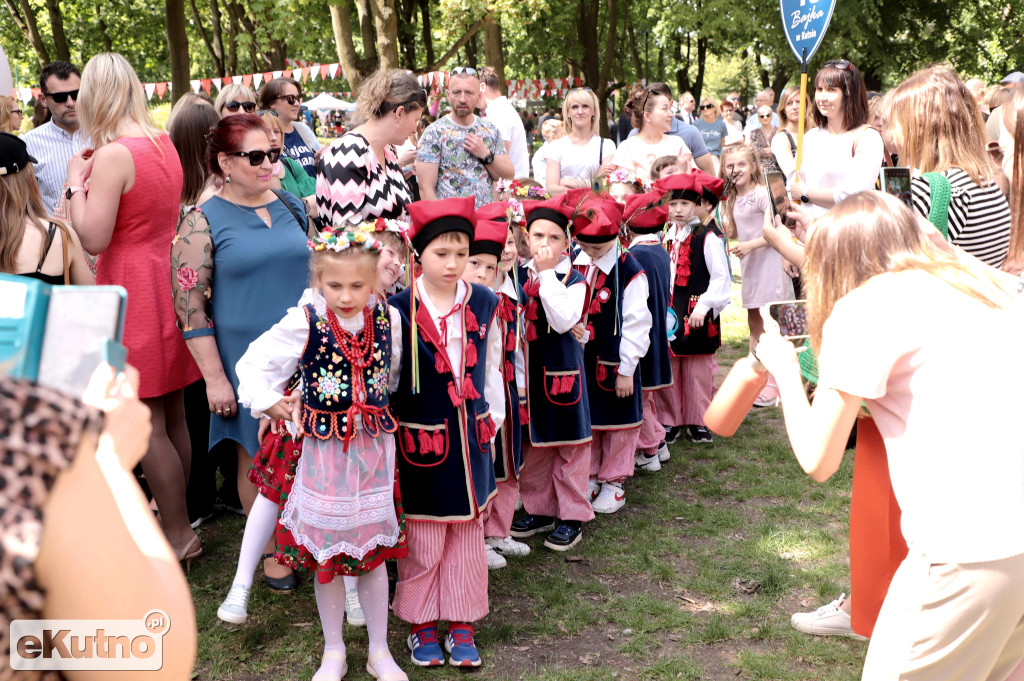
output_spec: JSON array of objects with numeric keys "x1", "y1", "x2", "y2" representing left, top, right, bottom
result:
[{"x1": 887, "y1": 65, "x2": 1012, "y2": 268}]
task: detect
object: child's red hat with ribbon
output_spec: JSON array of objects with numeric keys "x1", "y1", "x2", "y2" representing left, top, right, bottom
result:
[{"x1": 405, "y1": 196, "x2": 476, "y2": 254}]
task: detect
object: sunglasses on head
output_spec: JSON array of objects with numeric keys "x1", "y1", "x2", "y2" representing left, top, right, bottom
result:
[
  {"x1": 569, "y1": 87, "x2": 593, "y2": 93},
  {"x1": 257, "y1": 109, "x2": 279, "y2": 117},
  {"x1": 46, "y1": 89, "x2": 79, "y2": 104},
  {"x1": 231, "y1": 148, "x2": 282, "y2": 165},
  {"x1": 451, "y1": 67, "x2": 477, "y2": 76},
  {"x1": 699, "y1": 104, "x2": 715, "y2": 110},
  {"x1": 275, "y1": 94, "x2": 301, "y2": 105},
  {"x1": 823, "y1": 59, "x2": 852, "y2": 71},
  {"x1": 225, "y1": 101, "x2": 256, "y2": 113}
]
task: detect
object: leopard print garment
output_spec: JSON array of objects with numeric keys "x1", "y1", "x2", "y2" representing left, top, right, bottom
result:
[{"x1": 0, "y1": 376, "x2": 103, "y2": 681}]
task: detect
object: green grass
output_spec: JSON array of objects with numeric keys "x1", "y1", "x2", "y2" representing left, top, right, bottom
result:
[{"x1": 187, "y1": 278, "x2": 867, "y2": 680}]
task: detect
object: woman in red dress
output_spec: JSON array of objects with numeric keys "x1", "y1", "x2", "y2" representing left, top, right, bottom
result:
[{"x1": 67, "y1": 52, "x2": 202, "y2": 562}]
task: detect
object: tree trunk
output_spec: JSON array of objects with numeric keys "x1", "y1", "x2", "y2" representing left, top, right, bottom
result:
[
  {"x1": 397, "y1": 0, "x2": 416, "y2": 70},
  {"x1": 189, "y1": 0, "x2": 224, "y2": 76},
  {"x1": 692, "y1": 36, "x2": 707, "y2": 102},
  {"x1": 227, "y1": 1, "x2": 260, "y2": 73},
  {"x1": 483, "y1": 16, "x2": 505, "y2": 95},
  {"x1": 419, "y1": 0, "x2": 434, "y2": 67},
  {"x1": 329, "y1": 0, "x2": 366, "y2": 90},
  {"x1": 626, "y1": 17, "x2": 642, "y2": 82},
  {"x1": 43, "y1": 0, "x2": 69, "y2": 62},
  {"x1": 355, "y1": 0, "x2": 379, "y2": 66},
  {"x1": 95, "y1": 4, "x2": 113, "y2": 53},
  {"x1": 165, "y1": 0, "x2": 191, "y2": 104},
  {"x1": 422, "y1": 16, "x2": 488, "y2": 73},
  {"x1": 4, "y1": 0, "x2": 51, "y2": 66},
  {"x1": 673, "y1": 35, "x2": 685, "y2": 96},
  {"x1": 226, "y1": 0, "x2": 238, "y2": 75},
  {"x1": 368, "y1": 0, "x2": 399, "y2": 70},
  {"x1": 464, "y1": 27, "x2": 478, "y2": 68},
  {"x1": 209, "y1": 0, "x2": 226, "y2": 76}
]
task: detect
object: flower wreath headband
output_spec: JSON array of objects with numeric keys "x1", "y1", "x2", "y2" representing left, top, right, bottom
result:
[
  {"x1": 495, "y1": 178, "x2": 550, "y2": 200},
  {"x1": 308, "y1": 222, "x2": 385, "y2": 254},
  {"x1": 605, "y1": 169, "x2": 651, "y2": 192}
]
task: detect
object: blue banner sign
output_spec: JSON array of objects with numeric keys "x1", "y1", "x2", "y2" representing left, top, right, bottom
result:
[{"x1": 779, "y1": 0, "x2": 836, "y2": 64}]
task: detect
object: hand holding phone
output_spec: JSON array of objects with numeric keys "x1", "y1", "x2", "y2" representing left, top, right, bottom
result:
[{"x1": 765, "y1": 299, "x2": 809, "y2": 341}]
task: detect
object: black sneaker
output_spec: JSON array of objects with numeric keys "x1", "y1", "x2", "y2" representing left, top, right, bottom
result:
[
  {"x1": 664, "y1": 426, "x2": 685, "y2": 444},
  {"x1": 687, "y1": 425, "x2": 713, "y2": 443},
  {"x1": 543, "y1": 521, "x2": 583, "y2": 551},
  {"x1": 509, "y1": 514, "x2": 557, "y2": 538}
]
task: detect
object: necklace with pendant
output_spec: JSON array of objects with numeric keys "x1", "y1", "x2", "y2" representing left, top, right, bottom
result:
[{"x1": 225, "y1": 197, "x2": 271, "y2": 226}]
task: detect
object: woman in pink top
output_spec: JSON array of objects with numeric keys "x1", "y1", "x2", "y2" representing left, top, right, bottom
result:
[
  {"x1": 611, "y1": 83, "x2": 692, "y2": 180},
  {"x1": 67, "y1": 52, "x2": 202, "y2": 563}
]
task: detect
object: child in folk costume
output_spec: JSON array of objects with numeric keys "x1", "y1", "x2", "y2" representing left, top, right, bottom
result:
[
  {"x1": 233, "y1": 226, "x2": 408, "y2": 681},
  {"x1": 622, "y1": 191, "x2": 675, "y2": 472},
  {"x1": 654, "y1": 172, "x2": 731, "y2": 444},
  {"x1": 373, "y1": 217, "x2": 410, "y2": 297},
  {"x1": 568, "y1": 193, "x2": 652, "y2": 514},
  {"x1": 463, "y1": 218, "x2": 531, "y2": 569},
  {"x1": 388, "y1": 197, "x2": 506, "y2": 669},
  {"x1": 510, "y1": 194, "x2": 594, "y2": 551}
]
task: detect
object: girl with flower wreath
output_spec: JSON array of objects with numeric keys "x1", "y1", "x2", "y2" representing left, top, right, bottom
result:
[{"x1": 226, "y1": 225, "x2": 410, "y2": 681}]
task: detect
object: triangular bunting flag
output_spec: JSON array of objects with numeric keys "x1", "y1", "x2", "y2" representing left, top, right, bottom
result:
[
  {"x1": 328, "y1": 63, "x2": 340, "y2": 79},
  {"x1": 144, "y1": 83, "x2": 156, "y2": 100},
  {"x1": 242, "y1": 73, "x2": 252, "y2": 87},
  {"x1": 300, "y1": 67, "x2": 310, "y2": 82},
  {"x1": 253, "y1": 72, "x2": 264, "y2": 88},
  {"x1": 200, "y1": 78, "x2": 212, "y2": 95},
  {"x1": 190, "y1": 79, "x2": 201, "y2": 93},
  {"x1": 320, "y1": 64, "x2": 329, "y2": 79},
  {"x1": 155, "y1": 82, "x2": 168, "y2": 99},
  {"x1": 309, "y1": 65, "x2": 320, "y2": 83},
  {"x1": 272, "y1": 70, "x2": 283, "y2": 80},
  {"x1": 212, "y1": 78, "x2": 223, "y2": 91}
]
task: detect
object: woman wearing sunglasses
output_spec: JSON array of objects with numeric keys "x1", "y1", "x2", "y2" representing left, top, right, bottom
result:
[
  {"x1": 0, "y1": 95, "x2": 23, "y2": 133},
  {"x1": 788, "y1": 59, "x2": 884, "y2": 219},
  {"x1": 215, "y1": 83, "x2": 258, "y2": 118},
  {"x1": 170, "y1": 113, "x2": 314, "y2": 593},
  {"x1": 259, "y1": 77, "x2": 321, "y2": 178},
  {"x1": 66, "y1": 52, "x2": 203, "y2": 564},
  {"x1": 749, "y1": 105, "x2": 781, "y2": 174},
  {"x1": 545, "y1": 87, "x2": 616, "y2": 195},
  {"x1": 694, "y1": 98, "x2": 728, "y2": 170}
]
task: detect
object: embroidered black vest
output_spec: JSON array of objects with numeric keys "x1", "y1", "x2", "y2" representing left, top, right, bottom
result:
[
  {"x1": 626, "y1": 242, "x2": 673, "y2": 391},
  {"x1": 669, "y1": 224, "x2": 724, "y2": 356}
]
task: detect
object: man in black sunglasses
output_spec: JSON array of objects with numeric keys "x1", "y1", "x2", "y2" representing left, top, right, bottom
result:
[{"x1": 23, "y1": 60, "x2": 84, "y2": 214}]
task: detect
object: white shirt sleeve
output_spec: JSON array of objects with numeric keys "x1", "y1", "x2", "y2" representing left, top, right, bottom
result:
[
  {"x1": 537, "y1": 269, "x2": 586, "y2": 334},
  {"x1": 834, "y1": 128, "x2": 884, "y2": 204},
  {"x1": 235, "y1": 306, "x2": 308, "y2": 418},
  {"x1": 693, "y1": 233, "x2": 732, "y2": 318},
  {"x1": 388, "y1": 305, "x2": 403, "y2": 394},
  {"x1": 772, "y1": 132, "x2": 797, "y2": 179},
  {"x1": 616, "y1": 272, "x2": 652, "y2": 377},
  {"x1": 483, "y1": 315, "x2": 506, "y2": 436}
]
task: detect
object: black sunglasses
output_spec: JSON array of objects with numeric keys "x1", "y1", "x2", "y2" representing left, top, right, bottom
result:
[
  {"x1": 46, "y1": 89, "x2": 79, "y2": 104},
  {"x1": 451, "y1": 67, "x2": 477, "y2": 76},
  {"x1": 12, "y1": 109, "x2": 23, "y2": 115},
  {"x1": 275, "y1": 94, "x2": 301, "y2": 105},
  {"x1": 823, "y1": 59, "x2": 852, "y2": 71},
  {"x1": 699, "y1": 103, "x2": 715, "y2": 110},
  {"x1": 758, "y1": 113, "x2": 772, "y2": 118},
  {"x1": 225, "y1": 101, "x2": 256, "y2": 113},
  {"x1": 257, "y1": 109, "x2": 279, "y2": 117},
  {"x1": 231, "y1": 148, "x2": 282, "y2": 165}
]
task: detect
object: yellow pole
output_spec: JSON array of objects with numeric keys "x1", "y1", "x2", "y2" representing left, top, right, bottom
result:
[{"x1": 796, "y1": 70, "x2": 807, "y2": 172}]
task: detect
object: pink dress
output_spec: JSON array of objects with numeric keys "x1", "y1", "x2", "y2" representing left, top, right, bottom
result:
[
  {"x1": 731, "y1": 185, "x2": 793, "y2": 308},
  {"x1": 95, "y1": 134, "x2": 200, "y2": 398}
]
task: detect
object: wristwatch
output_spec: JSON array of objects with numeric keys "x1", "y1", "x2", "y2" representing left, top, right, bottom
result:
[
  {"x1": 799, "y1": 193, "x2": 810, "y2": 204},
  {"x1": 481, "y1": 152, "x2": 495, "y2": 166},
  {"x1": 65, "y1": 186, "x2": 86, "y2": 200}
]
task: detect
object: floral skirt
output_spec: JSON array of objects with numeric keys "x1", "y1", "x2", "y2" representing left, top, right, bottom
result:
[{"x1": 248, "y1": 424, "x2": 408, "y2": 583}]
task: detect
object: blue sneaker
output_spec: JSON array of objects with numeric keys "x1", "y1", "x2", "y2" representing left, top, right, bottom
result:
[
  {"x1": 445, "y1": 623, "x2": 481, "y2": 668},
  {"x1": 509, "y1": 513, "x2": 556, "y2": 538},
  {"x1": 543, "y1": 521, "x2": 583, "y2": 551},
  {"x1": 407, "y1": 621, "x2": 445, "y2": 667}
]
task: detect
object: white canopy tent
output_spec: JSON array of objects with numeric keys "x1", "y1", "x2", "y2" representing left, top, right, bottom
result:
[{"x1": 302, "y1": 93, "x2": 356, "y2": 111}]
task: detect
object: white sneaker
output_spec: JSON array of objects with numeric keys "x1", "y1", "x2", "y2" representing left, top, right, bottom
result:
[
  {"x1": 217, "y1": 583, "x2": 251, "y2": 624},
  {"x1": 790, "y1": 594, "x2": 868, "y2": 640},
  {"x1": 657, "y1": 442, "x2": 670, "y2": 462},
  {"x1": 634, "y1": 451, "x2": 662, "y2": 472},
  {"x1": 514, "y1": 495, "x2": 523, "y2": 512},
  {"x1": 588, "y1": 478, "x2": 601, "y2": 502},
  {"x1": 591, "y1": 481, "x2": 625, "y2": 514},
  {"x1": 485, "y1": 543, "x2": 507, "y2": 570},
  {"x1": 345, "y1": 588, "x2": 366, "y2": 626},
  {"x1": 486, "y1": 535, "x2": 531, "y2": 557},
  {"x1": 753, "y1": 385, "x2": 781, "y2": 408}
]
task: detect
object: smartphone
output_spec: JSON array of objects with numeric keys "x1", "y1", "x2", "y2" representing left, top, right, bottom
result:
[
  {"x1": 763, "y1": 170, "x2": 793, "y2": 227},
  {"x1": 879, "y1": 167, "x2": 913, "y2": 208},
  {"x1": 767, "y1": 299, "x2": 809, "y2": 341}
]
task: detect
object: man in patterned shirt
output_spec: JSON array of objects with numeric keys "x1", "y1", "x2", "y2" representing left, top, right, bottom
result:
[{"x1": 416, "y1": 68, "x2": 514, "y2": 207}]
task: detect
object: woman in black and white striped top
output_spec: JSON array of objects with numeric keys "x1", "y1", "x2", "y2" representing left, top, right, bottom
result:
[{"x1": 888, "y1": 65, "x2": 1011, "y2": 268}]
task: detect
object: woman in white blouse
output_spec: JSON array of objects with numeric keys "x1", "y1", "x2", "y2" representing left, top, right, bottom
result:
[
  {"x1": 789, "y1": 60, "x2": 884, "y2": 219},
  {"x1": 545, "y1": 88, "x2": 616, "y2": 195}
]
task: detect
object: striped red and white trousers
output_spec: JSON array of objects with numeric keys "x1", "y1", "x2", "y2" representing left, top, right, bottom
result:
[{"x1": 654, "y1": 354, "x2": 718, "y2": 427}]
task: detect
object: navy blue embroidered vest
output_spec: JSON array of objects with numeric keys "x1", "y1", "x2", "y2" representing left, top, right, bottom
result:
[
  {"x1": 627, "y1": 242, "x2": 673, "y2": 390},
  {"x1": 493, "y1": 287, "x2": 522, "y2": 480},
  {"x1": 300, "y1": 303, "x2": 397, "y2": 442},
  {"x1": 522, "y1": 267, "x2": 592, "y2": 446},
  {"x1": 390, "y1": 284, "x2": 500, "y2": 521},
  {"x1": 578, "y1": 251, "x2": 645, "y2": 429},
  {"x1": 670, "y1": 224, "x2": 723, "y2": 356}
]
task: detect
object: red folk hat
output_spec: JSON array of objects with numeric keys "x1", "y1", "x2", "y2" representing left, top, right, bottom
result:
[
  {"x1": 570, "y1": 196, "x2": 624, "y2": 244},
  {"x1": 476, "y1": 201, "x2": 510, "y2": 223},
  {"x1": 405, "y1": 196, "x2": 476, "y2": 254},
  {"x1": 523, "y1": 193, "x2": 570, "y2": 230},
  {"x1": 470, "y1": 219, "x2": 508, "y2": 258},
  {"x1": 654, "y1": 172, "x2": 702, "y2": 204},
  {"x1": 693, "y1": 170, "x2": 726, "y2": 207},
  {"x1": 623, "y1": 191, "x2": 669, "y2": 233}
]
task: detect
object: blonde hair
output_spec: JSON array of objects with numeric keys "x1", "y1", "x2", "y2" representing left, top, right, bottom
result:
[
  {"x1": 718, "y1": 144, "x2": 764, "y2": 237},
  {"x1": 214, "y1": 83, "x2": 257, "y2": 117},
  {"x1": 562, "y1": 89, "x2": 600, "y2": 137},
  {"x1": 354, "y1": 69, "x2": 427, "y2": 125},
  {"x1": 259, "y1": 109, "x2": 285, "y2": 139},
  {"x1": 886, "y1": 65, "x2": 991, "y2": 185},
  {"x1": 309, "y1": 246, "x2": 380, "y2": 288},
  {"x1": 376, "y1": 229, "x2": 409, "y2": 259},
  {"x1": 540, "y1": 118, "x2": 563, "y2": 142},
  {"x1": 804, "y1": 191, "x2": 1012, "y2": 352},
  {"x1": 1002, "y1": 90, "x2": 1024, "y2": 268},
  {"x1": 78, "y1": 53, "x2": 160, "y2": 148},
  {"x1": 0, "y1": 96, "x2": 21, "y2": 133},
  {"x1": 0, "y1": 167, "x2": 69, "y2": 274},
  {"x1": 165, "y1": 92, "x2": 213, "y2": 131},
  {"x1": 777, "y1": 85, "x2": 812, "y2": 129}
]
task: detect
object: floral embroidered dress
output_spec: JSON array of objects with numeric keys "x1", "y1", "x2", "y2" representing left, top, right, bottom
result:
[{"x1": 236, "y1": 295, "x2": 408, "y2": 580}]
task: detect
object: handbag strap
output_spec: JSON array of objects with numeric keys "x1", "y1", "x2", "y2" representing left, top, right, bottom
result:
[
  {"x1": 922, "y1": 171, "x2": 952, "y2": 240},
  {"x1": 60, "y1": 224, "x2": 70, "y2": 284},
  {"x1": 271, "y1": 188, "x2": 311, "y2": 235},
  {"x1": 36, "y1": 222, "x2": 57, "y2": 273}
]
